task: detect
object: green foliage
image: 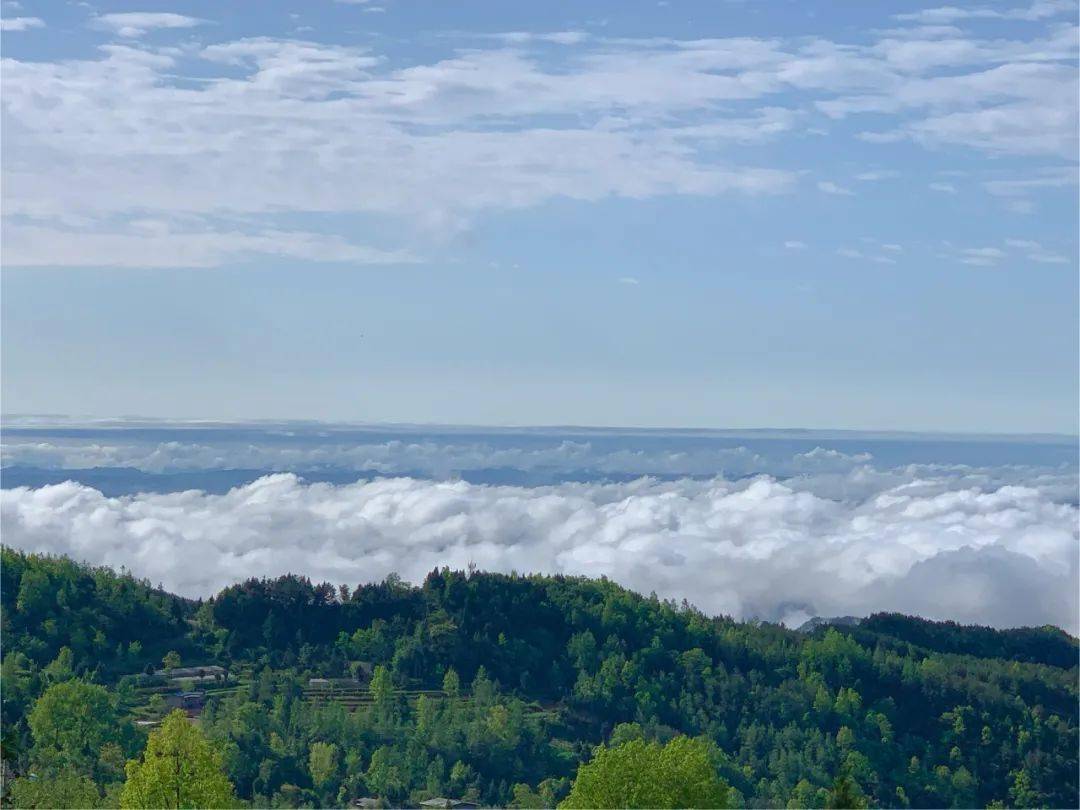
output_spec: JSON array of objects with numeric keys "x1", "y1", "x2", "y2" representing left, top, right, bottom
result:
[
  {"x1": 825, "y1": 773, "x2": 867, "y2": 809},
  {"x1": 2, "y1": 553, "x2": 1077, "y2": 809},
  {"x1": 560, "y1": 736, "x2": 730, "y2": 809},
  {"x1": 1, "y1": 549, "x2": 190, "y2": 676},
  {"x1": 858, "y1": 612, "x2": 1079, "y2": 668},
  {"x1": 9, "y1": 772, "x2": 104, "y2": 809},
  {"x1": 308, "y1": 741, "x2": 339, "y2": 790},
  {"x1": 27, "y1": 679, "x2": 131, "y2": 779},
  {"x1": 120, "y1": 710, "x2": 236, "y2": 809},
  {"x1": 442, "y1": 667, "x2": 461, "y2": 698},
  {"x1": 161, "y1": 651, "x2": 182, "y2": 671}
]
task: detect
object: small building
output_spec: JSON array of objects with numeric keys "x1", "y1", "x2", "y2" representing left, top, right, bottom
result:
[
  {"x1": 156, "y1": 665, "x2": 227, "y2": 680},
  {"x1": 419, "y1": 799, "x2": 478, "y2": 809},
  {"x1": 164, "y1": 691, "x2": 206, "y2": 712},
  {"x1": 353, "y1": 799, "x2": 380, "y2": 809}
]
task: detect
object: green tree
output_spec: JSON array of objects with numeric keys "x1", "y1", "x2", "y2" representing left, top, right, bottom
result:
[
  {"x1": 370, "y1": 665, "x2": 398, "y2": 730},
  {"x1": 364, "y1": 745, "x2": 406, "y2": 804},
  {"x1": 41, "y1": 647, "x2": 76, "y2": 685},
  {"x1": 28, "y1": 679, "x2": 125, "y2": 778},
  {"x1": 9, "y1": 773, "x2": 103, "y2": 809},
  {"x1": 824, "y1": 773, "x2": 867, "y2": 809},
  {"x1": 120, "y1": 710, "x2": 236, "y2": 809},
  {"x1": 309, "y1": 741, "x2": 340, "y2": 792},
  {"x1": 161, "y1": 651, "x2": 182, "y2": 671},
  {"x1": 560, "y1": 736, "x2": 730, "y2": 809},
  {"x1": 1008, "y1": 768, "x2": 1038, "y2": 808},
  {"x1": 510, "y1": 782, "x2": 546, "y2": 808},
  {"x1": 442, "y1": 667, "x2": 461, "y2": 698}
]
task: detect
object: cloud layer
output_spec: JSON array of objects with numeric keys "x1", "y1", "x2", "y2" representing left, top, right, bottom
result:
[
  {"x1": 3, "y1": 470, "x2": 1076, "y2": 632},
  {"x1": 2, "y1": 7, "x2": 1076, "y2": 265}
]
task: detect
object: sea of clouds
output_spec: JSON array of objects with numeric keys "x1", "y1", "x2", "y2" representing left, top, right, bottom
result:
[{"x1": 2, "y1": 426, "x2": 1076, "y2": 632}]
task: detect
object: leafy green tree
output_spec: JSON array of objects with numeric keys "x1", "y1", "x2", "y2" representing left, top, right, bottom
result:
[
  {"x1": 41, "y1": 647, "x2": 76, "y2": 685},
  {"x1": 442, "y1": 667, "x2": 461, "y2": 698},
  {"x1": 787, "y1": 779, "x2": 825, "y2": 809},
  {"x1": 510, "y1": 782, "x2": 546, "y2": 808},
  {"x1": 120, "y1": 710, "x2": 236, "y2": 809},
  {"x1": 161, "y1": 650, "x2": 182, "y2": 671},
  {"x1": 1, "y1": 651, "x2": 37, "y2": 725},
  {"x1": 825, "y1": 773, "x2": 867, "y2": 809},
  {"x1": 608, "y1": 722, "x2": 645, "y2": 747},
  {"x1": 364, "y1": 745, "x2": 406, "y2": 804},
  {"x1": 560, "y1": 736, "x2": 730, "y2": 809},
  {"x1": 1008, "y1": 768, "x2": 1038, "y2": 808},
  {"x1": 9, "y1": 772, "x2": 103, "y2": 809},
  {"x1": 309, "y1": 741, "x2": 340, "y2": 793},
  {"x1": 370, "y1": 664, "x2": 399, "y2": 730},
  {"x1": 27, "y1": 679, "x2": 126, "y2": 778}
]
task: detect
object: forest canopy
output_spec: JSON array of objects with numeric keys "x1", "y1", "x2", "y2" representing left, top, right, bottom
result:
[{"x1": 1, "y1": 548, "x2": 1077, "y2": 808}]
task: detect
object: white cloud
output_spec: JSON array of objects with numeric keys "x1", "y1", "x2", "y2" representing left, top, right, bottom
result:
[
  {"x1": 929, "y1": 182, "x2": 957, "y2": 193},
  {"x1": 838, "y1": 243, "x2": 902, "y2": 264},
  {"x1": 618, "y1": 276, "x2": 640, "y2": 285},
  {"x1": 1000, "y1": 237, "x2": 1071, "y2": 262},
  {"x1": 960, "y1": 246, "x2": 1007, "y2": 265},
  {"x1": 854, "y1": 170, "x2": 901, "y2": 181},
  {"x1": 784, "y1": 240, "x2": 808, "y2": 249},
  {"x1": 0, "y1": 220, "x2": 416, "y2": 267},
  {"x1": 2, "y1": 472, "x2": 1075, "y2": 631},
  {"x1": 825, "y1": 55, "x2": 1080, "y2": 159},
  {"x1": 495, "y1": 31, "x2": 589, "y2": 45},
  {"x1": 1, "y1": 37, "x2": 797, "y2": 265},
  {"x1": 92, "y1": 12, "x2": 204, "y2": 38},
  {"x1": 1028, "y1": 251, "x2": 1071, "y2": 263},
  {"x1": 983, "y1": 166, "x2": 1079, "y2": 196},
  {"x1": 818, "y1": 180, "x2": 855, "y2": 195},
  {"x1": 895, "y1": 0, "x2": 1077, "y2": 24},
  {"x1": 1, "y1": 18, "x2": 1076, "y2": 267},
  {"x1": 0, "y1": 15, "x2": 43, "y2": 31}
]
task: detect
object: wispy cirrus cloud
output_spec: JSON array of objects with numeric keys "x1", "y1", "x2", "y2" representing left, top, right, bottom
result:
[
  {"x1": 0, "y1": 219, "x2": 418, "y2": 268},
  {"x1": 818, "y1": 180, "x2": 855, "y2": 195},
  {"x1": 1, "y1": 8, "x2": 1076, "y2": 268},
  {"x1": 1, "y1": 15, "x2": 43, "y2": 31},
  {"x1": 92, "y1": 12, "x2": 205, "y2": 38},
  {"x1": 895, "y1": 0, "x2": 1077, "y2": 24}
]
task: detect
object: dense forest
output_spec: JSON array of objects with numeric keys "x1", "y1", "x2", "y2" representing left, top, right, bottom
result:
[{"x1": 2, "y1": 548, "x2": 1077, "y2": 808}]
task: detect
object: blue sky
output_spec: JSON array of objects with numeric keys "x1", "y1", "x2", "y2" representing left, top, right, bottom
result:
[{"x1": 1, "y1": 0, "x2": 1077, "y2": 433}]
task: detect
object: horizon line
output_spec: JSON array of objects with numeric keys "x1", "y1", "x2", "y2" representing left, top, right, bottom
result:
[{"x1": 2, "y1": 412, "x2": 1077, "y2": 443}]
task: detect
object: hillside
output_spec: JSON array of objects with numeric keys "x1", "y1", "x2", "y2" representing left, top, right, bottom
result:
[{"x1": 2, "y1": 549, "x2": 1077, "y2": 808}]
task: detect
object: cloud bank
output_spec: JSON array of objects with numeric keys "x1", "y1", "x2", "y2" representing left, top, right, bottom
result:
[{"x1": 3, "y1": 471, "x2": 1076, "y2": 632}]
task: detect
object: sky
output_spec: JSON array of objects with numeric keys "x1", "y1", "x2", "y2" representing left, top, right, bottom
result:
[{"x1": 2, "y1": 0, "x2": 1078, "y2": 434}]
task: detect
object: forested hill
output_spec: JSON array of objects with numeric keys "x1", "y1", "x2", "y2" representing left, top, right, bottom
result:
[{"x1": 2, "y1": 548, "x2": 1077, "y2": 809}]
